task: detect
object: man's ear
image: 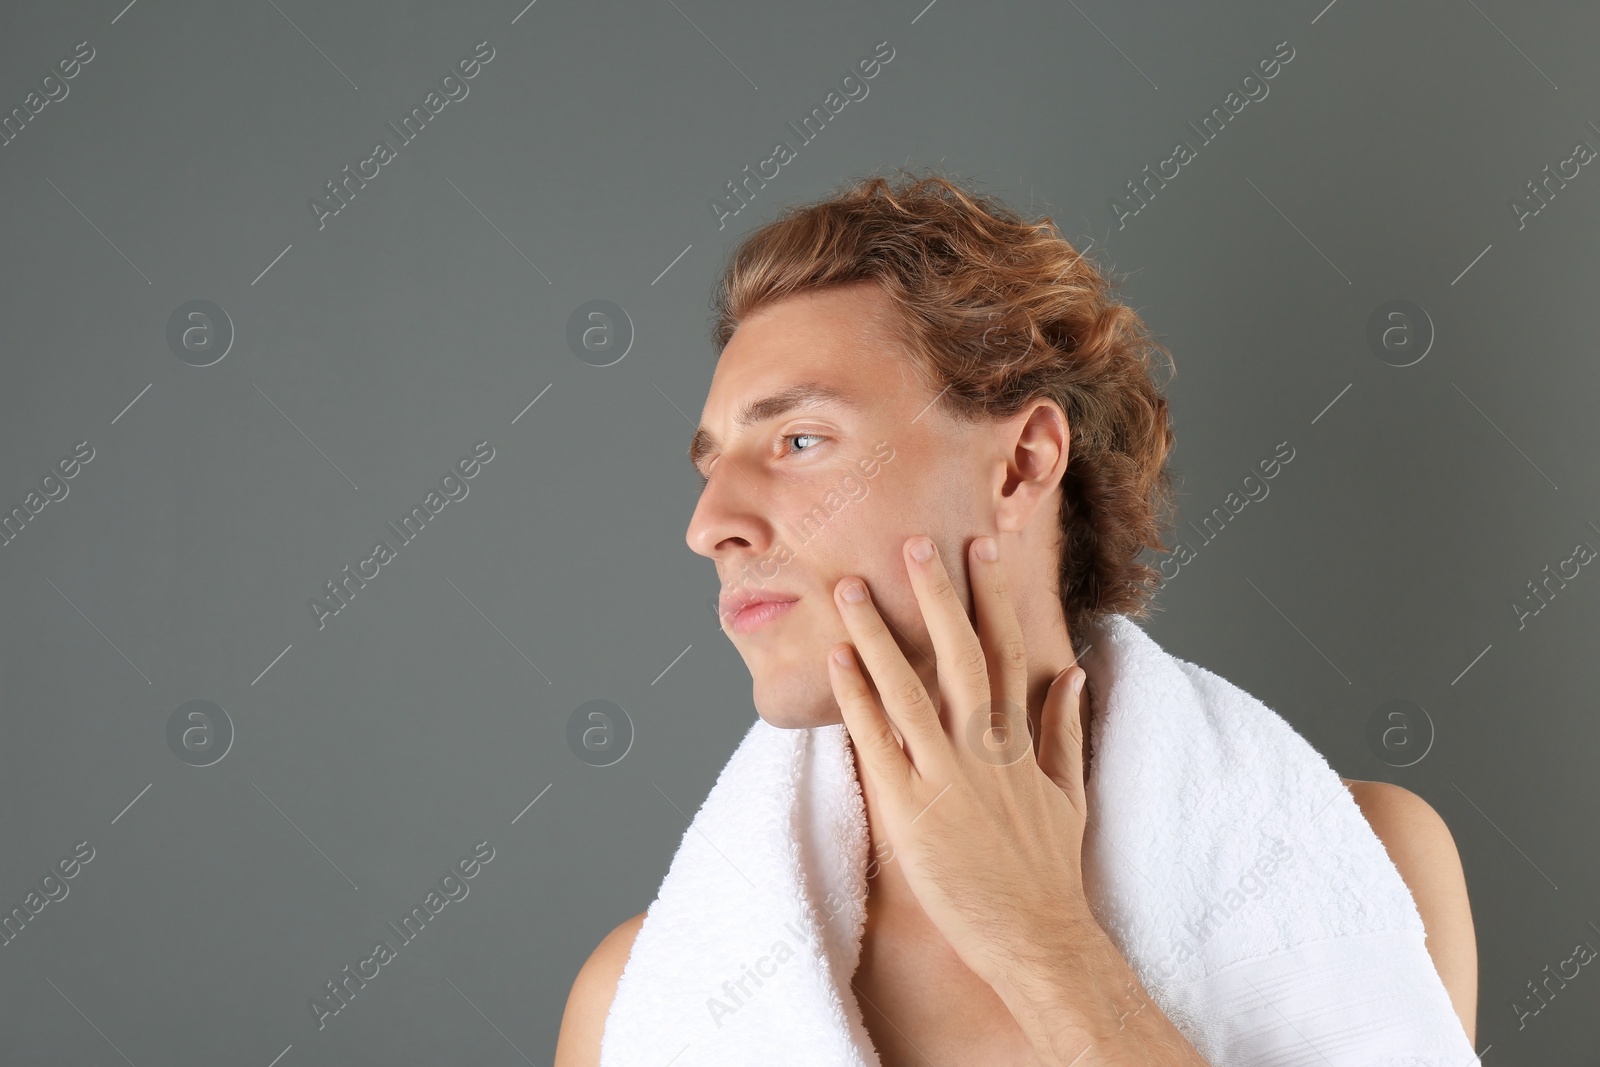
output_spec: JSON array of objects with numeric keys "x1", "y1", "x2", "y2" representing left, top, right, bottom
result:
[{"x1": 993, "y1": 398, "x2": 1069, "y2": 533}]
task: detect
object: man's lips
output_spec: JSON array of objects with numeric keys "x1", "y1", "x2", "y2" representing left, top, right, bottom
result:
[
  {"x1": 719, "y1": 591, "x2": 801, "y2": 634},
  {"x1": 728, "y1": 598, "x2": 799, "y2": 634}
]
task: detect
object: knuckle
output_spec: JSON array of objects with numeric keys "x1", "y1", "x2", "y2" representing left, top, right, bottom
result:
[
  {"x1": 958, "y1": 641, "x2": 988, "y2": 679},
  {"x1": 892, "y1": 675, "x2": 929, "y2": 709},
  {"x1": 1001, "y1": 639, "x2": 1029, "y2": 672}
]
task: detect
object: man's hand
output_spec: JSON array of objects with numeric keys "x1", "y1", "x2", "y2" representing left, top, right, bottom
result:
[
  {"x1": 827, "y1": 533, "x2": 1210, "y2": 1065},
  {"x1": 825, "y1": 532, "x2": 1094, "y2": 993}
]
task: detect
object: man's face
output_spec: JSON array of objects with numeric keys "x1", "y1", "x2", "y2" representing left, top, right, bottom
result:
[{"x1": 686, "y1": 280, "x2": 987, "y2": 729}]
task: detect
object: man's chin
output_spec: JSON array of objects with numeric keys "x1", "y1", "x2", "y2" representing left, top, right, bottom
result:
[{"x1": 749, "y1": 674, "x2": 845, "y2": 730}]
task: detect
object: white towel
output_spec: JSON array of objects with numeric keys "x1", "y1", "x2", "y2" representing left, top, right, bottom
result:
[{"x1": 600, "y1": 613, "x2": 1478, "y2": 1065}]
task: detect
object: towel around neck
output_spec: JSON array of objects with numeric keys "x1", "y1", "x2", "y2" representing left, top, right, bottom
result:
[{"x1": 599, "y1": 613, "x2": 1477, "y2": 1065}]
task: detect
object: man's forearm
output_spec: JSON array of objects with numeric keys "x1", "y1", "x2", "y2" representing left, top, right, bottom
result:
[{"x1": 990, "y1": 916, "x2": 1212, "y2": 1066}]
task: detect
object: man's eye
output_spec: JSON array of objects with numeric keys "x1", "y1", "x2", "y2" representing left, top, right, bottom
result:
[
  {"x1": 785, "y1": 433, "x2": 825, "y2": 456},
  {"x1": 698, "y1": 434, "x2": 824, "y2": 488}
]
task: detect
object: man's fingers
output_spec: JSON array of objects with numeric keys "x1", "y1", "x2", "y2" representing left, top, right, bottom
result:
[
  {"x1": 1039, "y1": 666, "x2": 1087, "y2": 811},
  {"x1": 903, "y1": 535, "x2": 991, "y2": 742},
  {"x1": 967, "y1": 535, "x2": 1031, "y2": 761},
  {"x1": 828, "y1": 643, "x2": 914, "y2": 794},
  {"x1": 833, "y1": 576, "x2": 944, "y2": 765}
]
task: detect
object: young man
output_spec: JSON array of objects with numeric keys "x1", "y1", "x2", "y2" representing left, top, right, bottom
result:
[{"x1": 555, "y1": 173, "x2": 1476, "y2": 1064}]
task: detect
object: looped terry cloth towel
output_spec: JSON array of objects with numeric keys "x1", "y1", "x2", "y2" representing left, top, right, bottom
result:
[{"x1": 600, "y1": 613, "x2": 1478, "y2": 1066}]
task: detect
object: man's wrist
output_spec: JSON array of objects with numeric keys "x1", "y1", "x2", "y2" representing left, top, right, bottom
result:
[
  {"x1": 987, "y1": 913, "x2": 1210, "y2": 1066},
  {"x1": 987, "y1": 906, "x2": 1102, "y2": 1001},
  {"x1": 986, "y1": 913, "x2": 1107, "y2": 1062}
]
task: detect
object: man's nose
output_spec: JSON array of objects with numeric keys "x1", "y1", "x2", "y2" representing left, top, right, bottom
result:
[{"x1": 685, "y1": 466, "x2": 769, "y2": 559}]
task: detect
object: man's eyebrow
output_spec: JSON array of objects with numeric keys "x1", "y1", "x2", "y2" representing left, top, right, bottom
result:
[{"x1": 688, "y1": 382, "x2": 859, "y2": 475}]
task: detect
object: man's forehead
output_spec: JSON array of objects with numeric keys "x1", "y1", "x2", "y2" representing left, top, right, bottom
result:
[
  {"x1": 723, "y1": 281, "x2": 903, "y2": 370},
  {"x1": 717, "y1": 378, "x2": 860, "y2": 423},
  {"x1": 689, "y1": 288, "x2": 925, "y2": 467},
  {"x1": 709, "y1": 301, "x2": 911, "y2": 408},
  {"x1": 703, "y1": 314, "x2": 881, "y2": 422}
]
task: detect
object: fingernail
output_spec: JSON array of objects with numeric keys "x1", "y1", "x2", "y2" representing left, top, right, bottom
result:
[
  {"x1": 909, "y1": 536, "x2": 934, "y2": 562},
  {"x1": 974, "y1": 536, "x2": 998, "y2": 562},
  {"x1": 840, "y1": 580, "x2": 867, "y2": 603}
]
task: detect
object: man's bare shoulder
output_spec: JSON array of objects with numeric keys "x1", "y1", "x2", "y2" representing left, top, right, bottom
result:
[
  {"x1": 1338, "y1": 776, "x2": 1478, "y2": 1046},
  {"x1": 553, "y1": 910, "x2": 648, "y2": 1067}
]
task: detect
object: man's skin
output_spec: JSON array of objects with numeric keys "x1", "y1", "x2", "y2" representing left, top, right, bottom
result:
[{"x1": 554, "y1": 279, "x2": 1478, "y2": 1064}]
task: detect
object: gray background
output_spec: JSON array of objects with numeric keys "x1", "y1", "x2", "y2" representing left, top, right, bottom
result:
[{"x1": 1, "y1": 0, "x2": 1594, "y2": 1062}]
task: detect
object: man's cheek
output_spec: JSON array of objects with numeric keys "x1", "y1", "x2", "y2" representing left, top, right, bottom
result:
[
  {"x1": 862, "y1": 554, "x2": 927, "y2": 632},
  {"x1": 827, "y1": 508, "x2": 899, "y2": 576}
]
